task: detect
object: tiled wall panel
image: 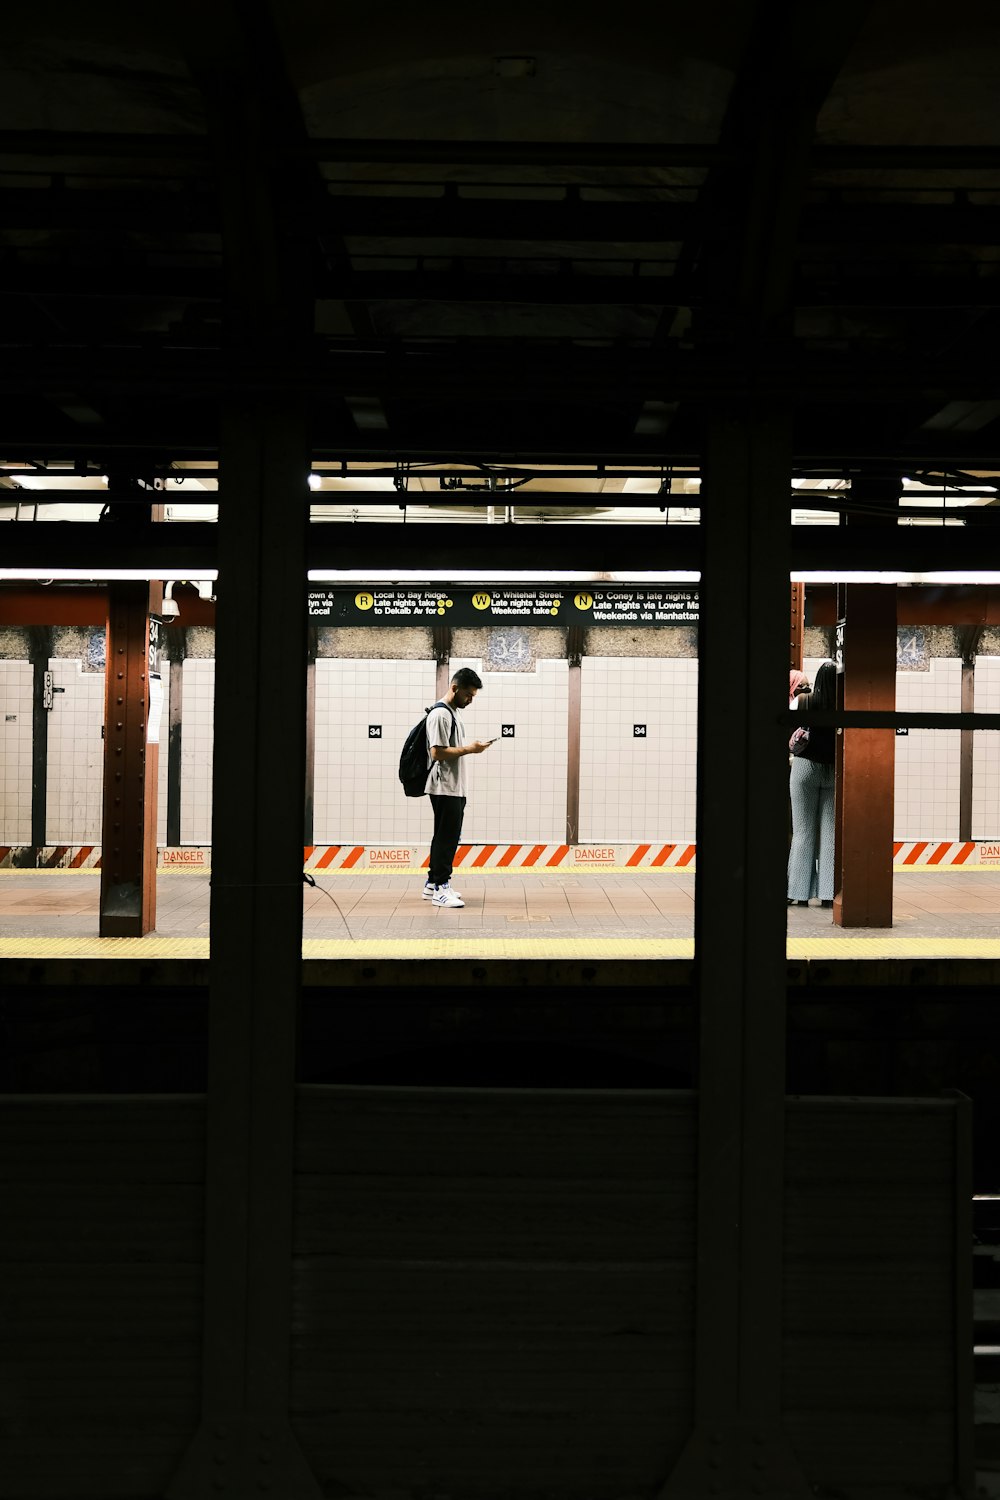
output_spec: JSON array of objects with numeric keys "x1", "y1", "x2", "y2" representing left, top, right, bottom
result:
[
  {"x1": 314, "y1": 659, "x2": 437, "y2": 845},
  {"x1": 0, "y1": 661, "x2": 33, "y2": 843},
  {"x1": 45, "y1": 659, "x2": 104, "y2": 843},
  {"x1": 156, "y1": 668, "x2": 170, "y2": 848},
  {"x1": 579, "y1": 657, "x2": 698, "y2": 843},
  {"x1": 180, "y1": 660, "x2": 214, "y2": 845},
  {"x1": 11, "y1": 645, "x2": 990, "y2": 849},
  {"x1": 973, "y1": 657, "x2": 1000, "y2": 840},
  {"x1": 449, "y1": 657, "x2": 568, "y2": 844},
  {"x1": 894, "y1": 660, "x2": 961, "y2": 839}
]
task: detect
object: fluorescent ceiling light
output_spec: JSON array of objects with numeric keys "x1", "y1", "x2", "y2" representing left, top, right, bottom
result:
[
  {"x1": 794, "y1": 570, "x2": 1000, "y2": 584},
  {"x1": 5, "y1": 565, "x2": 999, "y2": 586},
  {"x1": 308, "y1": 569, "x2": 702, "y2": 583},
  {"x1": 0, "y1": 568, "x2": 218, "y2": 581}
]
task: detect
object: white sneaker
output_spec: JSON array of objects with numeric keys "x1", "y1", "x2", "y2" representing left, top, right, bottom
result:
[
  {"x1": 432, "y1": 883, "x2": 465, "y2": 908},
  {"x1": 423, "y1": 880, "x2": 461, "y2": 900}
]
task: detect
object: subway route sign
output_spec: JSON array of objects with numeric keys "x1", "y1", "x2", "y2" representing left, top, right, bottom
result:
[{"x1": 307, "y1": 587, "x2": 699, "y2": 626}]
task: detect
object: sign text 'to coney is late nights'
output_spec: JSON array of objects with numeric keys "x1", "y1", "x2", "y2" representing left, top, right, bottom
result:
[{"x1": 307, "y1": 587, "x2": 698, "y2": 626}]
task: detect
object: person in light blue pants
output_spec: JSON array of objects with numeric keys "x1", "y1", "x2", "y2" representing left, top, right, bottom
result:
[{"x1": 787, "y1": 660, "x2": 837, "y2": 906}]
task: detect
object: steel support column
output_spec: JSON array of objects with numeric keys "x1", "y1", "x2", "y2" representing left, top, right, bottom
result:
[
  {"x1": 99, "y1": 583, "x2": 162, "y2": 936},
  {"x1": 663, "y1": 408, "x2": 809, "y2": 1499},
  {"x1": 168, "y1": 11, "x2": 320, "y2": 1494},
  {"x1": 789, "y1": 581, "x2": 804, "y2": 672},
  {"x1": 168, "y1": 400, "x2": 317, "y2": 1500},
  {"x1": 661, "y1": 4, "x2": 874, "y2": 1485},
  {"x1": 833, "y1": 574, "x2": 897, "y2": 929},
  {"x1": 166, "y1": 628, "x2": 186, "y2": 849}
]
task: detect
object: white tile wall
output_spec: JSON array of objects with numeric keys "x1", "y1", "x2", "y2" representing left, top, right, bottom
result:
[
  {"x1": 450, "y1": 657, "x2": 569, "y2": 844},
  {"x1": 580, "y1": 657, "x2": 698, "y2": 842},
  {"x1": 973, "y1": 657, "x2": 1000, "y2": 840},
  {"x1": 7, "y1": 645, "x2": 989, "y2": 849},
  {"x1": 180, "y1": 659, "x2": 215, "y2": 845},
  {"x1": 45, "y1": 659, "x2": 105, "y2": 842},
  {"x1": 0, "y1": 661, "x2": 33, "y2": 843},
  {"x1": 894, "y1": 660, "x2": 961, "y2": 839},
  {"x1": 314, "y1": 658, "x2": 438, "y2": 845},
  {"x1": 156, "y1": 668, "x2": 170, "y2": 847}
]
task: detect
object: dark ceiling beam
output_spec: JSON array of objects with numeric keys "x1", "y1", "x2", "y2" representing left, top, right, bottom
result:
[
  {"x1": 663, "y1": 0, "x2": 875, "y2": 343},
  {"x1": 0, "y1": 132, "x2": 210, "y2": 162},
  {"x1": 321, "y1": 267, "x2": 1000, "y2": 312},
  {"x1": 6, "y1": 264, "x2": 1000, "y2": 313},
  {"x1": 0, "y1": 268, "x2": 222, "y2": 301},
  {"x1": 0, "y1": 188, "x2": 220, "y2": 233},
  {"x1": 3, "y1": 425, "x2": 1000, "y2": 469},
  {"x1": 6, "y1": 191, "x2": 1000, "y2": 249},
  {"x1": 310, "y1": 143, "x2": 1000, "y2": 173},
  {"x1": 3, "y1": 344, "x2": 1000, "y2": 401},
  {"x1": 323, "y1": 197, "x2": 1000, "y2": 243},
  {"x1": 7, "y1": 488, "x2": 997, "y2": 520},
  {"x1": 3, "y1": 519, "x2": 998, "y2": 573},
  {"x1": 5, "y1": 132, "x2": 1000, "y2": 173}
]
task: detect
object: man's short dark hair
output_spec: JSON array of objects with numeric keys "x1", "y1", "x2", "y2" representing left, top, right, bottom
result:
[{"x1": 452, "y1": 668, "x2": 483, "y2": 690}]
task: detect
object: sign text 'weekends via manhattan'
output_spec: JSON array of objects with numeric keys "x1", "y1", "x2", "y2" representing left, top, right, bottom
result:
[{"x1": 308, "y1": 587, "x2": 699, "y2": 626}]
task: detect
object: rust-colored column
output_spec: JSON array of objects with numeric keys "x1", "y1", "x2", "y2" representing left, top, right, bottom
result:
[
  {"x1": 789, "y1": 581, "x2": 804, "y2": 672},
  {"x1": 99, "y1": 581, "x2": 163, "y2": 936},
  {"x1": 833, "y1": 580, "x2": 896, "y2": 928}
]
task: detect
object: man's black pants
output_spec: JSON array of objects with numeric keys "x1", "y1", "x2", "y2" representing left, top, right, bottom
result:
[{"x1": 428, "y1": 794, "x2": 466, "y2": 886}]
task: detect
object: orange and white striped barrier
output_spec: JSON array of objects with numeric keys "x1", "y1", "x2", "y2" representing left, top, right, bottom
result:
[
  {"x1": 6, "y1": 840, "x2": 1000, "y2": 872},
  {"x1": 893, "y1": 840, "x2": 980, "y2": 867},
  {"x1": 302, "y1": 842, "x2": 697, "y2": 871},
  {"x1": 0, "y1": 844, "x2": 102, "y2": 869}
]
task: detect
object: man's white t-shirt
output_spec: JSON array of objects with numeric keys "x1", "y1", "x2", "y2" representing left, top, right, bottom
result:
[{"x1": 425, "y1": 704, "x2": 467, "y2": 797}]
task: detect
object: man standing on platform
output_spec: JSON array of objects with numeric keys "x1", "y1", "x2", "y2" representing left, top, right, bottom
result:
[{"x1": 423, "y1": 668, "x2": 492, "y2": 908}]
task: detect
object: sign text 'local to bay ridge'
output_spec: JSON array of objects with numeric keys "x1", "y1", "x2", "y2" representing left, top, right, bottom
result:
[{"x1": 307, "y1": 587, "x2": 699, "y2": 626}]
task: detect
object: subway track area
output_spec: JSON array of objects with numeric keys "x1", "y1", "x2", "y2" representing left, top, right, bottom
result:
[{"x1": 4, "y1": 864, "x2": 1000, "y2": 1196}]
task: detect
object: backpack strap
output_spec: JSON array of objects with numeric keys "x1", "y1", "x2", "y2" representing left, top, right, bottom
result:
[{"x1": 427, "y1": 701, "x2": 457, "y2": 745}]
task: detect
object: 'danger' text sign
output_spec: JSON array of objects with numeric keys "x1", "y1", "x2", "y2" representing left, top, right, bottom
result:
[{"x1": 308, "y1": 587, "x2": 698, "y2": 626}]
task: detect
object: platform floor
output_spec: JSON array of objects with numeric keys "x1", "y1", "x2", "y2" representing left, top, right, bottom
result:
[{"x1": 1, "y1": 866, "x2": 999, "y2": 959}]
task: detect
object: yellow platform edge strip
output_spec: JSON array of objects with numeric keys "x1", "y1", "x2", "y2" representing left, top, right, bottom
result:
[{"x1": 3, "y1": 936, "x2": 1000, "y2": 960}]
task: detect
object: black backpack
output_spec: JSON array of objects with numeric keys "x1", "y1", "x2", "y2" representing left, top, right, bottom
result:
[{"x1": 399, "y1": 701, "x2": 456, "y2": 797}]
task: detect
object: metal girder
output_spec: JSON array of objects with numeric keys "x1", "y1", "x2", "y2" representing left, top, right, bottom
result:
[
  {"x1": 792, "y1": 709, "x2": 1000, "y2": 729},
  {"x1": 7, "y1": 180, "x2": 1000, "y2": 250},
  {"x1": 322, "y1": 195, "x2": 1000, "y2": 244},
  {"x1": 666, "y1": 408, "x2": 811, "y2": 1500},
  {"x1": 664, "y1": 5, "x2": 874, "y2": 1492},
  {"x1": 3, "y1": 427, "x2": 1000, "y2": 469},
  {"x1": 6, "y1": 518, "x2": 1000, "y2": 573},
  {"x1": 4, "y1": 131, "x2": 1000, "y2": 173},
  {"x1": 99, "y1": 582, "x2": 162, "y2": 937},
  {"x1": 3, "y1": 343, "x2": 999, "y2": 402},
  {"x1": 833, "y1": 575, "x2": 897, "y2": 929},
  {"x1": 7, "y1": 261, "x2": 1000, "y2": 318},
  {"x1": 0, "y1": 265, "x2": 223, "y2": 301},
  {"x1": 0, "y1": 187, "x2": 220, "y2": 232},
  {"x1": 166, "y1": 3, "x2": 321, "y2": 1495}
]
